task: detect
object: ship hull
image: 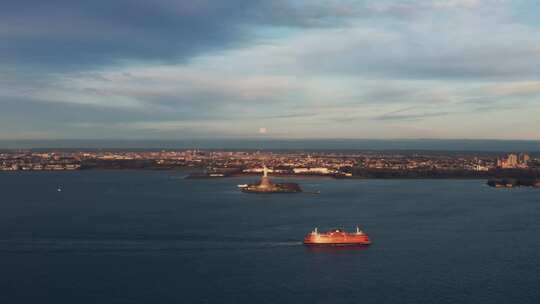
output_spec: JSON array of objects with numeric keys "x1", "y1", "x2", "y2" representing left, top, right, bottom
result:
[
  {"x1": 303, "y1": 242, "x2": 371, "y2": 246},
  {"x1": 303, "y1": 232, "x2": 371, "y2": 246}
]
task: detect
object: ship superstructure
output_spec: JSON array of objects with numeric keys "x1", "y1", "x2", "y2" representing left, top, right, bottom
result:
[{"x1": 303, "y1": 227, "x2": 371, "y2": 246}]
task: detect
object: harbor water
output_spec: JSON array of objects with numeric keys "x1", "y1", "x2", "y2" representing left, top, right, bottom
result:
[{"x1": 1, "y1": 171, "x2": 539, "y2": 303}]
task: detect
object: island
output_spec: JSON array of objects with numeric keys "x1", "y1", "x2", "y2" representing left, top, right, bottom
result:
[
  {"x1": 487, "y1": 178, "x2": 540, "y2": 188},
  {"x1": 238, "y1": 166, "x2": 302, "y2": 193}
]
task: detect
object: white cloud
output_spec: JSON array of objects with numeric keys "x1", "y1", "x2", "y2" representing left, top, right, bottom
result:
[{"x1": 1, "y1": 0, "x2": 538, "y2": 140}]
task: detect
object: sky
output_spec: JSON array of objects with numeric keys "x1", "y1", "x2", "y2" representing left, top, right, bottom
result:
[{"x1": 1, "y1": 0, "x2": 539, "y2": 140}]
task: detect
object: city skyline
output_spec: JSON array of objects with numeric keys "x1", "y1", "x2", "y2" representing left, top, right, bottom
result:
[{"x1": 2, "y1": 0, "x2": 540, "y2": 140}]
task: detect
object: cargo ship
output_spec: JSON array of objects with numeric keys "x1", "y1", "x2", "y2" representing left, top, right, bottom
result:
[{"x1": 303, "y1": 227, "x2": 371, "y2": 246}]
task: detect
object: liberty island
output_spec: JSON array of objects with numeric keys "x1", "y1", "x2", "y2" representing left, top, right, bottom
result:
[{"x1": 238, "y1": 166, "x2": 302, "y2": 193}]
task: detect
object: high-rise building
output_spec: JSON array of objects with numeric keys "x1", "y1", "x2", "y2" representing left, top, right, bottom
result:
[
  {"x1": 519, "y1": 153, "x2": 530, "y2": 164},
  {"x1": 507, "y1": 153, "x2": 518, "y2": 167},
  {"x1": 497, "y1": 153, "x2": 529, "y2": 169}
]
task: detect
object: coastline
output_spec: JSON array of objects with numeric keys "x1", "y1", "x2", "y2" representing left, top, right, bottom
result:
[{"x1": 3, "y1": 168, "x2": 540, "y2": 182}]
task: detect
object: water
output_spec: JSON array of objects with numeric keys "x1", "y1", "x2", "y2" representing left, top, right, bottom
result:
[{"x1": 1, "y1": 171, "x2": 539, "y2": 303}]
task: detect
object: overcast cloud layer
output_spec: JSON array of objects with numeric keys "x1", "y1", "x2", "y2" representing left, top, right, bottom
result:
[{"x1": 1, "y1": 0, "x2": 539, "y2": 140}]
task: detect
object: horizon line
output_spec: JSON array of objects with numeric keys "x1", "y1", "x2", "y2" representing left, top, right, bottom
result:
[{"x1": 1, "y1": 138, "x2": 540, "y2": 142}]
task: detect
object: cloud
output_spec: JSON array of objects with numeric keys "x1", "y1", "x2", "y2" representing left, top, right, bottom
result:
[
  {"x1": 1, "y1": 0, "x2": 539, "y2": 140},
  {"x1": 281, "y1": 21, "x2": 540, "y2": 80},
  {"x1": 0, "y1": 0, "x2": 512, "y2": 70},
  {"x1": 0, "y1": 0, "x2": 261, "y2": 69},
  {"x1": 374, "y1": 110, "x2": 453, "y2": 121},
  {"x1": 486, "y1": 81, "x2": 540, "y2": 97}
]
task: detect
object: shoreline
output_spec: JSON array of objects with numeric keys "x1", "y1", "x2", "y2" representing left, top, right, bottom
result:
[{"x1": 2, "y1": 168, "x2": 539, "y2": 185}]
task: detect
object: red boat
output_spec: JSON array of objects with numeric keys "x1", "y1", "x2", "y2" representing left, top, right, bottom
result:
[{"x1": 303, "y1": 227, "x2": 371, "y2": 246}]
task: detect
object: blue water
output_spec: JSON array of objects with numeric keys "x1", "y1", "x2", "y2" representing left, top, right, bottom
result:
[{"x1": 1, "y1": 171, "x2": 539, "y2": 303}]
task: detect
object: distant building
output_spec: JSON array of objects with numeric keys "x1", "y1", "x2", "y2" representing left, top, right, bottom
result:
[
  {"x1": 473, "y1": 164, "x2": 490, "y2": 172},
  {"x1": 243, "y1": 167, "x2": 275, "y2": 173},
  {"x1": 497, "y1": 153, "x2": 529, "y2": 169},
  {"x1": 293, "y1": 167, "x2": 333, "y2": 174},
  {"x1": 519, "y1": 153, "x2": 530, "y2": 164}
]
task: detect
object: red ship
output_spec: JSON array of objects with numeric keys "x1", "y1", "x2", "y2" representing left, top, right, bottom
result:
[{"x1": 303, "y1": 227, "x2": 371, "y2": 246}]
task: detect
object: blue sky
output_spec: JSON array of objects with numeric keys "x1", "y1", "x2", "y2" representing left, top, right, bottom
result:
[{"x1": 1, "y1": 0, "x2": 539, "y2": 140}]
